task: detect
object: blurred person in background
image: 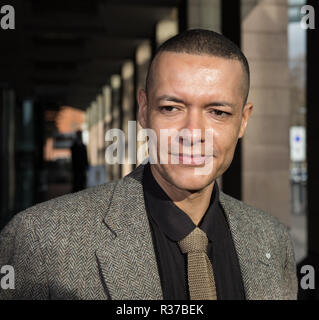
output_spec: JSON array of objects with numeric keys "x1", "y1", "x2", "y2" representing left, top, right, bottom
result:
[{"x1": 71, "y1": 130, "x2": 89, "y2": 192}]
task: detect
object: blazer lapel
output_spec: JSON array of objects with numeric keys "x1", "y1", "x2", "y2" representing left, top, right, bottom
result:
[
  {"x1": 95, "y1": 165, "x2": 163, "y2": 300},
  {"x1": 95, "y1": 164, "x2": 283, "y2": 300},
  {"x1": 219, "y1": 192, "x2": 283, "y2": 300}
]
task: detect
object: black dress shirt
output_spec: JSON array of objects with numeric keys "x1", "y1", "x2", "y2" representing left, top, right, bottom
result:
[{"x1": 142, "y1": 163, "x2": 246, "y2": 300}]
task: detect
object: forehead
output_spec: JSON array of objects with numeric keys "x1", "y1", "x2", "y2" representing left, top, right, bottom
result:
[{"x1": 150, "y1": 51, "x2": 245, "y2": 100}]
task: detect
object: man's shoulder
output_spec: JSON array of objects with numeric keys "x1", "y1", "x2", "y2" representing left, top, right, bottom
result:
[
  {"x1": 5, "y1": 180, "x2": 119, "y2": 230},
  {"x1": 2, "y1": 164, "x2": 145, "y2": 235},
  {"x1": 219, "y1": 191, "x2": 289, "y2": 235}
]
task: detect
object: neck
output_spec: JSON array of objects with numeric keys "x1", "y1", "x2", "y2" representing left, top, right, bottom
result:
[{"x1": 150, "y1": 165, "x2": 214, "y2": 226}]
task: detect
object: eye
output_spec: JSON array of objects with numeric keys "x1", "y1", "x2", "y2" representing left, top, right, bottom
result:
[
  {"x1": 210, "y1": 109, "x2": 231, "y2": 118},
  {"x1": 159, "y1": 106, "x2": 179, "y2": 113}
]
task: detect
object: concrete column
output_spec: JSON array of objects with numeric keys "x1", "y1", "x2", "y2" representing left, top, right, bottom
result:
[
  {"x1": 97, "y1": 94, "x2": 104, "y2": 165},
  {"x1": 187, "y1": 0, "x2": 221, "y2": 32},
  {"x1": 136, "y1": 41, "x2": 152, "y2": 117},
  {"x1": 121, "y1": 61, "x2": 135, "y2": 177},
  {"x1": 306, "y1": 0, "x2": 319, "y2": 258},
  {"x1": 156, "y1": 18, "x2": 178, "y2": 47},
  {"x1": 296, "y1": 0, "x2": 319, "y2": 300},
  {"x1": 241, "y1": 0, "x2": 291, "y2": 226},
  {"x1": 90, "y1": 100, "x2": 99, "y2": 167},
  {"x1": 135, "y1": 41, "x2": 152, "y2": 165},
  {"x1": 103, "y1": 85, "x2": 112, "y2": 181},
  {"x1": 110, "y1": 74, "x2": 122, "y2": 180},
  {"x1": 220, "y1": 0, "x2": 241, "y2": 197},
  {"x1": 86, "y1": 105, "x2": 92, "y2": 166}
]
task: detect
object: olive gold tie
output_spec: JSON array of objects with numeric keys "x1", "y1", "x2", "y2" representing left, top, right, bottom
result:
[{"x1": 178, "y1": 227, "x2": 217, "y2": 300}]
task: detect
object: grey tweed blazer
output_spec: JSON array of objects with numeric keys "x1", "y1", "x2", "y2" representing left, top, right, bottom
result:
[{"x1": 0, "y1": 164, "x2": 297, "y2": 300}]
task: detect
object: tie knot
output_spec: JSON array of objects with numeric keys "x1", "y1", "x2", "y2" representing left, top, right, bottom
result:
[{"x1": 178, "y1": 227, "x2": 208, "y2": 254}]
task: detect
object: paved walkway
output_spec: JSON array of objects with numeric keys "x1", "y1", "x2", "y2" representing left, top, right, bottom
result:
[{"x1": 290, "y1": 213, "x2": 307, "y2": 263}]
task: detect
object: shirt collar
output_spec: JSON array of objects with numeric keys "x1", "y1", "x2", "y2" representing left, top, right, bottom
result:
[{"x1": 142, "y1": 163, "x2": 220, "y2": 242}]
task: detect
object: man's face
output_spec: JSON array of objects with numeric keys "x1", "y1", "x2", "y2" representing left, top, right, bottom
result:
[{"x1": 138, "y1": 51, "x2": 253, "y2": 192}]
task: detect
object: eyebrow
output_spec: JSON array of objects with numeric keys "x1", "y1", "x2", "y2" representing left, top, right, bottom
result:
[
  {"x1": 156, "y1": 95, "x2": 185, "y2": 104},
  {"x1": 156, "y1": 95, "x2": 235, "y2": 108},
  {"x1": 206, "y1": 101, "x2": 235, "y2": 108}
]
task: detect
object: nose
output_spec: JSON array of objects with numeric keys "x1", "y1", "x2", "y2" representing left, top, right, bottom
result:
[{"x1": 179, "y1": 109, "x2": 205, "y2": 146}]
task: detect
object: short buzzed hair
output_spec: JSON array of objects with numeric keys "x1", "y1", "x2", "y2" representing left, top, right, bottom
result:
[{"x1": 145, "y1": 29, "x2": 250, "y2": 104}]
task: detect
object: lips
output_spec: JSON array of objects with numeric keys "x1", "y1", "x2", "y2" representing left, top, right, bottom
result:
[{"x1": 171, "y1": 153, "x2": 213, "y2": 165}]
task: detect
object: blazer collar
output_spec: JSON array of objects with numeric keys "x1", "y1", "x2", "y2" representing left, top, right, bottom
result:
[
  {"x1": 219, "y1": 192, "x2": 283, "y2": 299},
  {"x1": 95, "y1": 164, "x2": 163, "y2": 300},
  {"x1": 96, "y1": 164, "x2": 282, "y2": 300}
]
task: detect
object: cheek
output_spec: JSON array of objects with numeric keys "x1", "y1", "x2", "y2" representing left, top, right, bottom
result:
[
  {"x1": 148, "y1": 116, "x2": 176, "y2": 146},
  {"x1": 213, "y1": 125, "x2": 239, "y2": 157},
  {"x1": 146, "y1": 112, "x2": 160, "y2": 134},
  {"x1": 148, "y1": 111, "x2": 168, "y2": 130}
]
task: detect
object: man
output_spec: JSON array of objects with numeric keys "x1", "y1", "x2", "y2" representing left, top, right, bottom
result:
[
  {"x1": 71, "y1": 130, "x2": 89, "y2": 192},
  {"x1": 0, "y1": 29, "x2": 297, "y2": 300}
]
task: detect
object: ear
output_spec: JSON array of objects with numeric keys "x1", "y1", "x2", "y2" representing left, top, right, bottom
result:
[
  {"x1": 138, "y1": 89, "x2": 148, "y2": 128},
  {"x1": 238, "y1": 102, "x2": 253, "y2": 139}
]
